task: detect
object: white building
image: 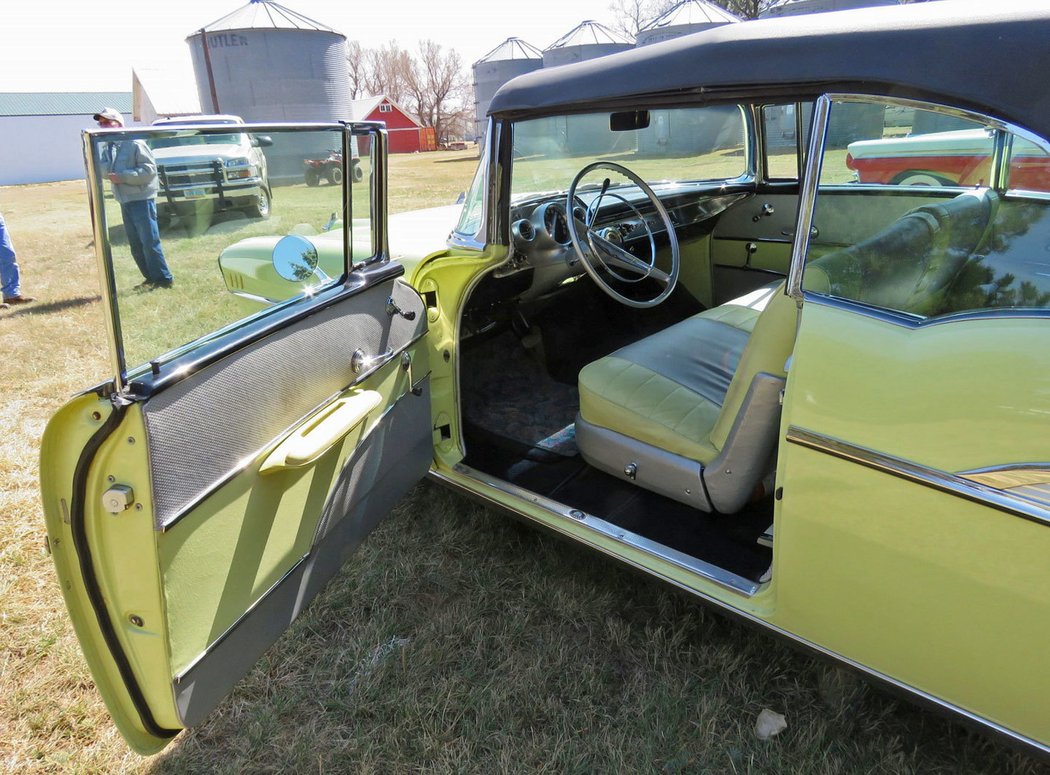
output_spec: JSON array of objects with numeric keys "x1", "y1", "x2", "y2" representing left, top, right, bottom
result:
[
  {"x1": 132, "y1": 67, "x2": 201, "y2": 125},
  {"x1": 0, "y1": 92, "x2": 133, "y2": 185}
]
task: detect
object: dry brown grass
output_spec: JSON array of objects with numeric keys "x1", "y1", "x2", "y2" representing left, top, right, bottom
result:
[{"x1": 0, "y1": 155, "x2": 1045, "y2": 774}]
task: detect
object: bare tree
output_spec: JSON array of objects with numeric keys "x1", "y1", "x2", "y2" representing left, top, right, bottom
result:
[
  {"x1": 363, "y1": 42, "x2": 412, "y2": 105},
  {"x1": 345, "y1": 40, "x2": 367, "y2": 100},
  {"x1": 714, "y1": 0, "x2": 763, "y2": 19},
  {"x1": 609, "y1": 0, "x2": 678, "y2": 38},
  {"x1": 405, "y1": 40, "x2": 470, "y2": 144}
]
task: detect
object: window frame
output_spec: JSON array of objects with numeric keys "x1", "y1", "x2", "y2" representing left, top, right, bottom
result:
[{"x1": 84, "y1": 122, "x2": 386, "y2": 392}]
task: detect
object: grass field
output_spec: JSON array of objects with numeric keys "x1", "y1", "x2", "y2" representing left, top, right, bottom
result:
[{"x1": 1, "y1": 149, "x2": 1045, "y2": 774}]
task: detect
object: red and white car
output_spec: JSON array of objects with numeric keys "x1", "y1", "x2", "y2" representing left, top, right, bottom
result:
[{"x1": 846, "y1": 128, "x2": 1049, "y2": 190}]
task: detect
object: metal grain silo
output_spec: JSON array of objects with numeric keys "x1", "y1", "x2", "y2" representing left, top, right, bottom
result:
[
  {"x1": 186, "y1": 0, "x2": 350, "y2": 182},
  {"x1": 760, "y1": 0, "x2": 901, "y2": 17},
  {"x1": 635, "y1": 1, "x2": 739, "y2": 47},
  {"x1": 542, "y1": 21, "x2": 633, "y2": 68},
  {"x1": 473, "y1": 38, "x2": 543, "y2": 144},
  {"x1": 541, "y1": 21, "x2": 634, "y2": 156}
]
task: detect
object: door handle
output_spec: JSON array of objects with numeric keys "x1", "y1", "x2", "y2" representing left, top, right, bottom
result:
[{"x1": 259, "y1": 390, "x2": 382, "y2": 474}]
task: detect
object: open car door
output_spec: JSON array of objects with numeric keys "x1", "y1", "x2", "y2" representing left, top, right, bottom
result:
[{"x1": 40, "y1": 122, "x2": 432, "y2": 753}]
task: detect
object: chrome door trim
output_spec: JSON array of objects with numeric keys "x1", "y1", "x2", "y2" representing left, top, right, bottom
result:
[
  {"x1": 435, "y1": 464, "x2": 761, "y2": 596},
  {"x1": 959, "y1": 463, "x2": 1050, "y2": 487},
  {"x1": 82, "y1": 131, "x2": 127, "y2": 394},
  {"x1": 427, "y1": 463, "x2": 1050, "y2": 759},
  {"x1": 786, "y1": 94, "x2": 830, "y2": 304},
  {"x1": 799, "y1": 290, "x2": 1050, "y2": 328},
  {"x1": 786, "y1": 426, "x2": 1050, "y2": 528}
]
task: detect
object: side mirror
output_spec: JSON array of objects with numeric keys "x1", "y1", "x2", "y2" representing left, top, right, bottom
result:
[
  {"x1": 272, "y1": 234, "x2": 329, "y2": 282},
  {"x1": 253, "y1": 135, "x2": 274, "y2": 148}
]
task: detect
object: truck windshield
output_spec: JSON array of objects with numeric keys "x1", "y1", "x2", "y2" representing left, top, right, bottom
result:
[{"x1": 150, "y1": 133, "x2": 242, "y2": 149}]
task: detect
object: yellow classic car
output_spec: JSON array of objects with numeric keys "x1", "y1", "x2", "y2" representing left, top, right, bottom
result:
[{"x1": 42, "y1": 2, "x2": 1050, "y2": 758}]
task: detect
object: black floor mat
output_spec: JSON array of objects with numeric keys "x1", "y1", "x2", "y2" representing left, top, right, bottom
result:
[
  {"x1": 462, "y1": 330, "x2": 579, "y2": 456},
  {"x1": 548, "y1": 465, "x2": 772, "y2": 581},
  {"x1": 462, "y1": 442, "x2": 772, "y2": 582}
]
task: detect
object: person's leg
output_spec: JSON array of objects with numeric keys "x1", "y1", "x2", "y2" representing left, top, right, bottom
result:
[
  {"x1": 142, "y1": 200, "x2": 173, "y2": 284},
  {"x1": 0, "y1": 211, "x2": 22, "y2": 298},
  {"x1": 120, "y1": 201, "x2": 151, "y2": 282}
]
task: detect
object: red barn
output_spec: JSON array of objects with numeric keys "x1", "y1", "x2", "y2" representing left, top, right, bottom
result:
[{"x1": 350, "y1": 96, "x2": 436, "y2": 154}]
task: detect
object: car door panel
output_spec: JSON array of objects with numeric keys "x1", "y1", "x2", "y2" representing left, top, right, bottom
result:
[
  {"x1": 144, "y1": 272, "x2": 426, "y2": 532},
  {"x1": 43, "y1": 257, "x2": 431, "y2": 752},
  {"x1": 776, "y1": 300, "x2": 1050, "y2": 745},
  {"x1": 710, "y1": 191, "x2": 964, "y2": 301},
  {"x1": 173, "y1": 377, "x2": 431, "y2": 726},
  {"x1": 711, "y1": 193, "x2": 798, "y2": 302}
]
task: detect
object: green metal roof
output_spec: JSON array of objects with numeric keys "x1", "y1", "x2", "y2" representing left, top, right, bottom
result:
[{"x1": 0, "y1": 92, "x2": 132, "y2": 117}]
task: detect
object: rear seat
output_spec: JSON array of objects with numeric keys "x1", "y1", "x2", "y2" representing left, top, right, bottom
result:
[{"x1": 805, "y1": 189, "x2": 998, "y2": 316}]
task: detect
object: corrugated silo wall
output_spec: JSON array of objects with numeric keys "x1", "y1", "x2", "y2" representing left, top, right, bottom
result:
[
  {"x1": 541, "y1": 43, "x2": 632, "y2": 69},
  {"x1": 474, "y1": 58, "x2": 543, "y2": 143},
  {"x1": 635, "y1": 23, "x2": 719, "y2": 47},
  {"x1": 189, "y1": 28, "x2": 351, "y2": 184},
  {"x1": 541, "y1": 44, "x2": 634, "y2": 155}
]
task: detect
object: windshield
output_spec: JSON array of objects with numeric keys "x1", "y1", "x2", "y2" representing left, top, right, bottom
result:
[
  {"x1": 510, "y1": 106, "x2": 747, "y2": 202},
  {"x1": 150, "y1": 133, "x2": 244, "y2": 149},
  {"x1": 454, "y1": 153, "x2": 487, "y2": 238}
]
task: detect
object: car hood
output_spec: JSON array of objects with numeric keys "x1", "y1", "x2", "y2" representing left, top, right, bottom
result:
[
  {"x1": 389, "y1": 204, "x2": 464, "y2": 261},
  {"x1": 153, "y1": 143, "x2": 249, "y2": 164}
]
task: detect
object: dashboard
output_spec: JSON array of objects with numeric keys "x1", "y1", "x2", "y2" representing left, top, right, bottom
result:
[{"x1": 499, "y1": 185, "x2": 752, "y2": 297}]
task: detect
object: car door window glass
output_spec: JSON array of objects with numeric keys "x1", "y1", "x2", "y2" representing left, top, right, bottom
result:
[
  {"x1": 803, "y1": 99, "x2": 1050, "y2": 318},
  {"x1": 819, "y1": 103, "x2": 989, "y2": 187},
  {"x1": 89, "y1": 125, "x2": 366, "y2": 374},
  {"x1": 1007, "y1": 136, "x2": 1050, "y2": 194},
  {"x1": 763, "y1": 103, "x2": 801, "y2": 180}
]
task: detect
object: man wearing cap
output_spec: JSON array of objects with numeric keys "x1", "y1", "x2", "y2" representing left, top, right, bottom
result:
[{"x1": 94, "y1": 108, "x2": 173, "y2": 289}]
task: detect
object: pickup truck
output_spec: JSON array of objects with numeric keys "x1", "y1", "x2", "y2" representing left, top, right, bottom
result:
[{"x1": 149, "y1": 114, "x2": 273, "y2": 228}]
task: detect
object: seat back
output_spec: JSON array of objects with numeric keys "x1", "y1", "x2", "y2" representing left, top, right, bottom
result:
[
  {"x1": 708, "y1": 284, "x2": 797, "y2": 452},
  {"x1": 805, "y1": 189, "x2": 997, "y2": 316}
]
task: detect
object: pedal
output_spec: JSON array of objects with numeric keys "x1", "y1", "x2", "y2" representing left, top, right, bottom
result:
[
  {"x1": 757, "y1": 523, "x2": 774, "y2": 549},
  {"x1": 520, "y1": 325, "x2": 546, "y2": 366}
]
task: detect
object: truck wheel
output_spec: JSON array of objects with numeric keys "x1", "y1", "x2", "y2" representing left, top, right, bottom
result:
[
  {"x1": 327, "y1": 166, "x2": 343, "y2": 185},
  {"x1": 156, "y1": 207, "x2": 172, "y2": 231},
  {"x1": 247, "y1": 189, "x2": 271, "y2": 219},
  {"x1": 305, "y1": 169, "x2": 321, "y2": 187},
  {"x1": 351, "y1": 162, "x2": 364, "y2": 183}
]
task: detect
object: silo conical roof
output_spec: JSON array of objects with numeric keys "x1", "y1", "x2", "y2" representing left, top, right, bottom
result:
[
  {"x1": 474, "y1": 37, "x2": 543, "y2": 66},
  {"x1": 642, "y1": 0, "x2": 740, "y2": 31},
  {"x1": 197, "y1": 0, "x2": 339, "y2": 33},
  {"x1": 546, "y1": 20, "x2": 633, "y2": 49}
]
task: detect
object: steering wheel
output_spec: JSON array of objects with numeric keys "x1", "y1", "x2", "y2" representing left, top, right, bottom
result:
[{"x1": 566, "y1": 161, "x2": 679, "y2": 308}]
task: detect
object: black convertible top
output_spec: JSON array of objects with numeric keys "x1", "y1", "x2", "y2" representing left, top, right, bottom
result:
[{"x1": 488, "y1": 2, "x2": 1050, "y2": 139}]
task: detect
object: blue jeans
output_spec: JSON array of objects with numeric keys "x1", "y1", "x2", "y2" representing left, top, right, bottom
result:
[
  {"x1": 120, "y1": 199, "x2": 172, "y2": 284},
  {"x1": 0, "y1": 211, "x2": 21, "y2": 297}
]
